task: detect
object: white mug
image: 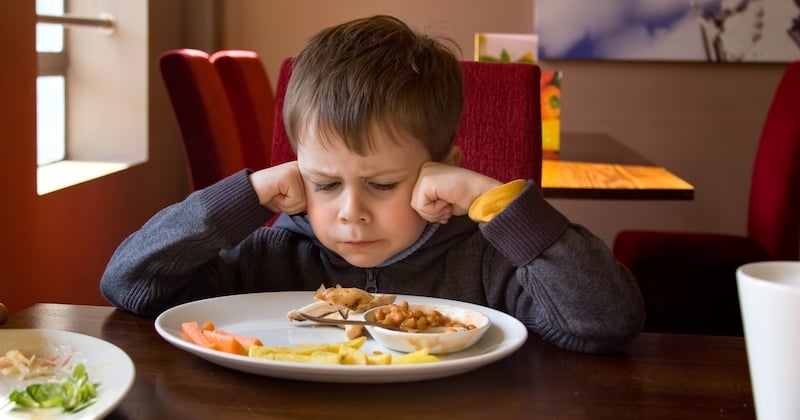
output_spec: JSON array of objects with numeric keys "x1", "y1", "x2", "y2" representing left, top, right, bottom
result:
[{"x1": 737, "y1": 261, "x2": 800, "y2": 420}]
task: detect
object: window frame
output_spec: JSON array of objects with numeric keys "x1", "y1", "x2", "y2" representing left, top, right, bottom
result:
[
  {"x1": 34, "y1": 0, "x2": 149, "y2": 195},
  {"x1": 36, "y1": 0, "x2": 69, "y2": 166},
  {"x1": 38, "y1": 50, "x2": 68, "y2": 77}
]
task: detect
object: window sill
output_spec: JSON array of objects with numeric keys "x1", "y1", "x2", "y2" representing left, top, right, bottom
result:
[{"x1": 37, "y1": 159, "x2": 142, "y2": 195}]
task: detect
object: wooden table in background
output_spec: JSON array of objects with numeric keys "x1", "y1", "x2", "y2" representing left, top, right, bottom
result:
[
  {"x1": 3, "y1": 304, "x2": 755, "y2": 419},
  {"x1": 541, "y1": 133, "x2": 695, "y2": 200}
]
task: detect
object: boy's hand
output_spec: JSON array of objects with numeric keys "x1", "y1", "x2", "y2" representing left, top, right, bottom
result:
[
  {"x1": 411, "y1": 162, "x2": 502, "y2": 224},
  {"x1": 248, "y1": 161, "x2": 307, "y2": 215}
]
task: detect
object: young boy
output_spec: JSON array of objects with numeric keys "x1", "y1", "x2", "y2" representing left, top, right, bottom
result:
[{"x1": 101, "y1": 15, "x2": 644, "y2": 354}]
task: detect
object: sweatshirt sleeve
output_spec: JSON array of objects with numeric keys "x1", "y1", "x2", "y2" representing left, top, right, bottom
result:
[
  {"x1": 99, "y1": 170, "x2": 272, "y2": 317},
  {"x1": 479, "y1": 181, "x2": 646, "y2": 353}
]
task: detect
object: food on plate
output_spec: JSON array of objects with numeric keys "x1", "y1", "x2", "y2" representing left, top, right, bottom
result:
[
  {"x1": 181, "y1": 320, "x2": 263, "y2": 355},
  {"x1": 287, "y1": 284, "x2": 396, "y2": 338},
  {"x1": 311, "y1": 285, "x2": 396, "y2": 312},
  {"x1": 180, "y1": 317, "x2": 440, "y2": 364},
  {"x1": 364, "y1": 303, "x2": 492, "y2": 354},
  {"x1": 0, "y1": 349, "x2": 72, "y2": 380},
  {"x1": 391, "y1": 348, "x2": 439, "y2": 364},
  {"x1": 7, "y1": 363, "x2": 97, "y2": 413},
  {"x1": 370, "y1": 301, "x2": 478, "y2": 333},
  {"x1": 248, "y1": 336, "x2": 438, "y2": 365},
  {"x1": 288, "y1": 284, "x2": 397, "y2": 315}
]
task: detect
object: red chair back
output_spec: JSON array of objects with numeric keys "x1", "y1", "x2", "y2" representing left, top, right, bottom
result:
[
  {"x1": 457, "y1": 61, "x2": 542, "y2": 184},
  {"x1": 271, "y1": 59, "x2": 295, "y2": 167},
  {"x1": 747, "y1": 61, "x2": 800, "y2": 260},
  {"x1": 210, "y1": 50, "x2": 275, "y2": 170},
  {"x1": 158, "y1": 49, "x2": 244, "y2": 190},
  {"x1": 270, "y1": 58, "x2": 542, "y2": 185}
]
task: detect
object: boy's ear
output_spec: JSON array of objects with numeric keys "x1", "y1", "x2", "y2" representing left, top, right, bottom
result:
[{"x1": 443, "y1": 145, "x2": 462, "y2": 166}]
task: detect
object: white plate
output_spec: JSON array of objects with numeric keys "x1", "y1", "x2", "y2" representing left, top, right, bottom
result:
[
  {"x1": 0, "y1": 329, "x2": 135, "y2": 419},
  {"x1": 155, "y1": 292, "x2": 528, "y2": 383}
]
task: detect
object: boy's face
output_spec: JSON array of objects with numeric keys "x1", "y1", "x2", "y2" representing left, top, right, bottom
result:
[{"x1": 296, "y1": 129, "x2": 431, "y2": 268}]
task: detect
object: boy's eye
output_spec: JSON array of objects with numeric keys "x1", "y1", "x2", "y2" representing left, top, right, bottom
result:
[
  {"x1": 371, "y1": 182, "x2": 398, "y2": 191},
  {"x1": 314, "y1": 182, "x2": 339, "y2": 192}
]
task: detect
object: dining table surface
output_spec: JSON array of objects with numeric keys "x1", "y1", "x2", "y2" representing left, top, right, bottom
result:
[
  {"x1": 1, "y1": 303, "x2": 756, "y2": 419},
  {"x1": 541, "y1": 133, "x2": 695, "y2": 200}
]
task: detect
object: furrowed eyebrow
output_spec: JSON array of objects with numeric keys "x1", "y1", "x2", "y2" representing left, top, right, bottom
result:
[
  {"x1": 303, "y1": 168, "x2": 410, "y2": 179},
  {"x1": 302, "y1": 168, "x2": 335, "y2": 178}
]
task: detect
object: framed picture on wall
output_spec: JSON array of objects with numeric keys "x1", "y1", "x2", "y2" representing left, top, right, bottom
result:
[
  {"x1": 474, "y1": 33, "x2": 539, "y2": 63},
  {"x1": 535, "y1": 0, "x2": 800, "y2": 63}
]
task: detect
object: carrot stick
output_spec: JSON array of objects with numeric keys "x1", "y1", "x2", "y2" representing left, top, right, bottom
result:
[
  {"x1": 211, "y1": 329, "x2": 264, "y2": 348},
  {"x1": 233, "y1": 334, "x2": 263, "y2": 348},
  {"x1": 202, "y1": 329, "x2": 246, "y2": 355},
  {"x1": 182, "y1": 320, "x2": 262, "y2": 355},
  {"x1": 181, "y1": 321, "x2": 218, "y2": 349}
]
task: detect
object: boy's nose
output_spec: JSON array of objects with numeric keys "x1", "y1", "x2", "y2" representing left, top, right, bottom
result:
[{"x1": 338, "y1": 188, "x2": 371, "y2": 224}]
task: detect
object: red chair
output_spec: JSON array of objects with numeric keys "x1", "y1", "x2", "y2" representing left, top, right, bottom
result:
[
  {"x1": 613, "y1": 61, "x2": 800, "y2": 336},
  {"x1": 158, "y1": 49, "x2": 244, "y2": 190},
  {"x1": 210, "y1": 50, "x2": 274, "y2": 170},
  {"x1": 270, "y1": 58, "x2": 542, "y2": 185},
  {"x1": 457, "y1": 61, "x2": 542, "y2": 184},
  {"x1": 271, "y1": 58, "x2": 294, "y2": 167}
]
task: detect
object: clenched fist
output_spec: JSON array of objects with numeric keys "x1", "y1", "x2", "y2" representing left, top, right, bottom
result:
[
  {"x1": 411, "y1": 162, "x2": 501, "y2": 224},
  {"x1": 248, "y1": 161, "x2": 307, "y2": 215}
]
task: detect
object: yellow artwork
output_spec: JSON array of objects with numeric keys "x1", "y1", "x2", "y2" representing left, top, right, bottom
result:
[
  {"x1": 474, "y1": 33, "x2": 538, "y2": 63},
  {"x1": 540, "y1": 70, "x2": 562, "y2": 153}
]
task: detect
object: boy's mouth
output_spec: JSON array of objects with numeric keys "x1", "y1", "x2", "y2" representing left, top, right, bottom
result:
[{"x1": 342, "y1": 240, "x2": 378, "y2": 247}]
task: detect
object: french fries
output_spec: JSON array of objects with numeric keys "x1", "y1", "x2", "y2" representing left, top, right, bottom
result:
[
  {"x1": 248, "y1": 336, "x2": 438, "y2": 365},
  {"x1": 391, "y1": 349, "x2": 439, "y2": 364},
  {"x1": 183, "y1": 319, "x2": 441, "y2": 365}
]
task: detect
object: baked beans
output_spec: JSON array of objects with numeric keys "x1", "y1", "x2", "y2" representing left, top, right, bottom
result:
[{"x1": 371, "y1": 301, "x2": 477, "y2": 333}]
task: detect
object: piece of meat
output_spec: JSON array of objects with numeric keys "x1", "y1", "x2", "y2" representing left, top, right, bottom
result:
[
  {"x1": 286, "y1": 284, "x2": 396, "y2": 323},
  {"x1": 286, "y1": 301, "x2": 347, "y2": 321},
  {"x1": 314, "y1": 285, "x2": 395, "y2": 312}
]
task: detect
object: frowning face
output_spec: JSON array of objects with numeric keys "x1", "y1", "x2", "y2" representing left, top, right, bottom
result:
[{"x1": 296, "y1": 129, "x2": 431, "y2": 268}]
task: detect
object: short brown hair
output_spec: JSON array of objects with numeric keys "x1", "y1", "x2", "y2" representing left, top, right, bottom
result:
[{"x1": 284, "y1": 15, "x2": 463, "y2": 161}]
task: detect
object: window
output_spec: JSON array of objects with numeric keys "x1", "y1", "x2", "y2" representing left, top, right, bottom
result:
[
  {"x1": 33, "y1": 1, "x2": 148, "y2": 195},
  {"x1": 36, "y1": 0, "x2": 67, "y2": 166}
]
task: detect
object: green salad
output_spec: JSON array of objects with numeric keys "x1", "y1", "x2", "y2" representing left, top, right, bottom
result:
[{"x1": 8, "y1": 363, "x2": 97, "y2": 413}]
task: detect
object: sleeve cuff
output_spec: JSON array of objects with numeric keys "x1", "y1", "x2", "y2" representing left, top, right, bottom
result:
[{"x1": 468, "y1": 179, "x2": 526, "y2": 223}]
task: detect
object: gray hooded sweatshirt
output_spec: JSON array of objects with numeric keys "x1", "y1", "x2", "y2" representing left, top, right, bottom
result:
[{"x1": 100, "y1": 170, "x2": 645, "y2": 354}]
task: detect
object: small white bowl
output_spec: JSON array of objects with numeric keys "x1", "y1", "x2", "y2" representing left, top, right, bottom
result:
[{"x1": 363, "y1": 303, "x2": 491, "y2": 354}]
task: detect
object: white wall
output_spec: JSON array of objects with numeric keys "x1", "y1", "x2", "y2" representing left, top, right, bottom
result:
[
  {"x1": 220, "y1": 0, "x2": 786, "y2": 246},
  {"x1": 68, "y1": 0, "x2": 148, "y2": 162}
]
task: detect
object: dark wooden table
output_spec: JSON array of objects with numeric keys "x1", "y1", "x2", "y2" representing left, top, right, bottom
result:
[
  {"x1": 2, "y1": 304, "x2": 754, "y2": 419},
  {"x1": 541, "y1": 133, "x2": 695, "y2": 200}
]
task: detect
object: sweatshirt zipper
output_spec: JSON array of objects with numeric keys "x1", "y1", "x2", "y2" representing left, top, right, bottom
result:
[{"x1": 365, "y1": 269, "x2": 378, "y2": 293}]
